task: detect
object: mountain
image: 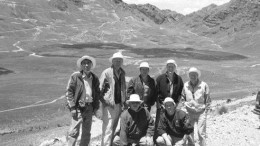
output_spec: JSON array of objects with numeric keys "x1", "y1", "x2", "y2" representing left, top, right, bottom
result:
[
  {"x1": 178, "y1": 0, "x2": 260, "y2": 56},
  {"x1": 181, "y1": 0, "x2": 260, "y2": 36}
]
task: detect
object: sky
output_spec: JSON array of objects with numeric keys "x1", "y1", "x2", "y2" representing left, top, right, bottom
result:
[{"x1": 123, "y1": 0, "x2": 230, "y2": 15}]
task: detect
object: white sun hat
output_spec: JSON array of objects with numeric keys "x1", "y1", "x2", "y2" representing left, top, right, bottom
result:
[
  {"x1": 187, "y1": 67, "x2": 201, "y2": 78},
  {"x1": 139, "y1": 62, "x2": 151, "y2": 68},
  {"x1": 77, "y1": 55, "x2": 96, "y2": 70},
  {"x1": 166, "y1": 59, "x2": 177, "y2": 68},
  {"x1": 109, "y1": 52, "x2": 125, "y2": 63},
  {"x1": 126, "y1": 94, "x2": 143, "y2": 104},
  {"x1": 163, "y1": 97, "x2": 176, "y2": 105}
]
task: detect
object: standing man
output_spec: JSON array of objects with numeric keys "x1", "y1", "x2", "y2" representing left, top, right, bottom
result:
[
  {"x1": 127, "y1": 62, "x2": 157, "y2": 111},
  {"x1": 154, "y1": 59, "x2": 184, "y2": 140},
  {"x1": 113, "y1": 94, "x2": 154, "y2": 146},
  {"x1": 182, "y1": 67, "x2": 211, "y2": 146},
  {"x1": 100, "y1": 52, "x2": 127, "y2": 146},
  {"x1": 156, "y1": 97, "x2": 194, "y2": 146},
  {"x1": 66, "y1": 55, "x2": 101, "y2": 146}
]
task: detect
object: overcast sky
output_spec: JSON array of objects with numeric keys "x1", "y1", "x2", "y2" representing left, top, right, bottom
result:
[{"x1": 123, "y1": 0, "x2": 230, "y2": 15}]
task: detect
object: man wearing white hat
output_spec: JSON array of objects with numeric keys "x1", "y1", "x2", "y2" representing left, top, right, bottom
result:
[
  {"x1": 182, "y1": 67, "x2": 211, "y2": 146},
  {"x1": 127, "y1": 62, "x2": 157, "y2": 111},
  {"x1": 154, "y1": 59, "x2": 184, "y2": 140},
  {"x1": 99, "y1": 52, "x2": 127, "y2": 146},
  {"x1": 66, "y1": 55, "x2": 101, "y2": 146},
  {"x1": 112, "y1": 94, "x2": 154, "y2": 146},
  {"x1": 156, "y1": 97, "x2": 193, "y2": 146}
]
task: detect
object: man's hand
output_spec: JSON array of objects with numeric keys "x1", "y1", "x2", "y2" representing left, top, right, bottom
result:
[
  {"x1": 71, "y1": 109, "x2": 77, "y2": 119},
  {"x1": 146, "y1": 136, "x2": 153, "y2": 146},
  {"x1": 94, "y1": 108, "x2": 102, "y2": 120}
]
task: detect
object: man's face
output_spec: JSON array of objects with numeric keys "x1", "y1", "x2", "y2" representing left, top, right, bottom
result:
[
  {"x1": 81, "y1": 59, "x2": 92, "y2": 73},
  {"x1": 140, "y1": 67, "x2": 149, "y2": 77},
  {"x1": 165, "y1": 102, "x2": 176, "y2": 115},
  {"x1": 166, "y1": 63, "x2": 176, "y2": 73},
  {"x1": 189, "y1": 72, "x2": 199, "y2": 83},
  {"x1": 129, "y1": 102, "x2": 141, "y2": 111},
  {"x1": 112, "y1": 58, "x2": 123, "y2": 68}
]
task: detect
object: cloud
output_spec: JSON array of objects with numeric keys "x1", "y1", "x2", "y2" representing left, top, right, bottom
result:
[{"x1": 123, "y1": 0, "x2": 230, "y2": 15}]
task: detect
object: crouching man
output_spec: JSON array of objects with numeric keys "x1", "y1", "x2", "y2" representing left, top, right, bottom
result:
[
  {"x1": 113, "y1": 94, "x2": 154, "y2": 146},
  {"x1": 156, "y1": 97, "x2": 194, "y2": 146}
]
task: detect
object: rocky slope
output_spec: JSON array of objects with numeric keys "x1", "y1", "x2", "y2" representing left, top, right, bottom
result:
[{"x1": 181, "y1": 0, "x2": 260, "y2": 36}]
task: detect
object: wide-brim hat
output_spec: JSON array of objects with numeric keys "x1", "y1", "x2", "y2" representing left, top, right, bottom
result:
[
  {"x1": 126, "y1": 94, "x2": 143, "y2": 104},
  {"x1": 109, "y1": 52, "x2": 125, "y2": 63},
  {"x1": 139, "y1": 62, "x2": 151, "y2": 69},
  {"x1": 188, "y1": 67, "x2": 201, "y2": 78},
  {"x1": 163, "y1": 97, "x2": 175, "y2": 105},
  {"x1": 77, "y1": 55, "x2": 96, "y2": 70},
  {"x1": 166, "y1": 59, "x2": 178, "y2": 68}
]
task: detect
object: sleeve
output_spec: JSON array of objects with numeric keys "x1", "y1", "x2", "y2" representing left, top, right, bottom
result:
[
  {"x1": 93, "y1": 77, "x2": 101, "y2": 111},
  {"x1": 99, "y1": 70, "x2": 109, "y2": 104},
  {"x1": 177, "y1": 77, "x2": 184, "y2": 103},
  {"x1": 127, "y1": 78, "x2": 135, "y2": 100},
  {"x1": 181, "y1": 85, "x2": 187, "y2": 101},
  {"x1": 182, "y1": 113, "x2": 194, "y2": 135},
  {"x1": 120, "y1": 113, "x2": 128, "y2": 146},
  {"x1": 156, "y1": 76, "x2": 161, "y2": 105},
  {"x1": 150, "y1": 78, "x2": 157, "y2": 106},
  {"x1": 157, "y1": 114, "x2": 167, "y2": 136},
  {"x1": 204, "y1": 83, "x2": 211, "y2": 107},
  {"x1": 66, "y1": 74, "x2": 76, "y2": 109},
  {"x1": 146, "y1": 110, "x2": 155, "y2": 137}
]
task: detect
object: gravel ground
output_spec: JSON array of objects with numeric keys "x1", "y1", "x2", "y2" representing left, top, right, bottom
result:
[{"x1": 7, "y1": 96, "x2": 260, "y2": 146}]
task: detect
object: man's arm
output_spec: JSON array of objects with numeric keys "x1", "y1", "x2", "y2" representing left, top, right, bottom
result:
[
  {"x1": 66, "y1": 74, "x2": 76, "y2": 109},
  {"x1": 155, "y1": 77, "x2": 161, "y2": 109},
  {"x1": 182, "y1": 113, "x2": 194, "y2": 135},
  {"x1": 93, "y1": 76, "x2": 101, "y2": 112},
  {"x1": 99, "y1": 70, "x2": 110, "y2": 105},
  {"x1": 126, "y1": 78, "x2": 135, "y2": 100},
  {"x1": 204, "y1": 83, "x2": 211, "y2": 111}
]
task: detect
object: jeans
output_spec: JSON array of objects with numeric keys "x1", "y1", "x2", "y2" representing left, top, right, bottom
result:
[
  {"x1": 67, "y1": 105, "x2": 93, "y2": 146},
  {"x1": 187, "y1": 111, "x2": 207, "y2": 146},
  {"x1": 101, "y1": 104, "x2": 122, "y2": 146}
]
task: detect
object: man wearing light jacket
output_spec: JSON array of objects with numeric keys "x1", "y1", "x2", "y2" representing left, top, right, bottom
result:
[
  {"x1": 99, "y1": 52, "x2": 127, "y2": 146},
  {"x1": 113, "y1": 94, "x2": 154, "y2": 146},
  {"x1": 66, "y1": 55, "x2": 100, "y2": 146}
]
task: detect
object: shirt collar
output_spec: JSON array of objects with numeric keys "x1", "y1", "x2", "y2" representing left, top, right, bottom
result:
[{"x1": 82, "y1": 72, "x2": 93, "y2": 80}]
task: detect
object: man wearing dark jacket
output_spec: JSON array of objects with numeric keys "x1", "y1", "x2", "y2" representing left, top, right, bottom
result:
[
  {"x1": 127, "y1": 62, "x2": 157, "y2": 111},
  {"x1": 66, "y1": 55, "x2": 100, "y2": 146},
  {"x1": 154, "y1": 59, "x2": 184, "y2": 141},
  {"x1": 113, "y1": 94, "x2": 154, "y2": 146},
  {"x1": 156, "y1": 97, "x2": 193, "y2": 146}
]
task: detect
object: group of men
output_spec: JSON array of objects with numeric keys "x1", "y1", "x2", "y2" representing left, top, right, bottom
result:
[{"x1": 65, "y1": 52, "x2": 211, "y2": 146}]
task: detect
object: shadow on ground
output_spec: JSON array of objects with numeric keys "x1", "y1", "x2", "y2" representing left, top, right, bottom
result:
[
  {"x1": 44, "y1": 43, "x2": 247, "y2": 61},
  {"x1": 0, "y1": 67, "x2": 14, "y2": 75}
]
